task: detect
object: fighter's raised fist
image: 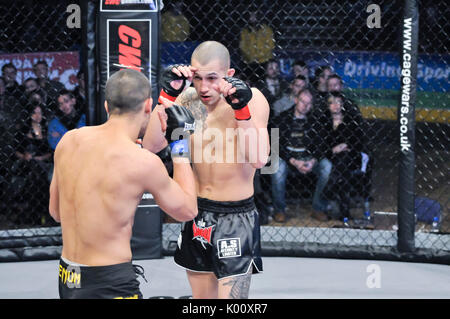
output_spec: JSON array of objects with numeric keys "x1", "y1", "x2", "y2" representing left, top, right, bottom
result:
[
  {"x1": 222, "y1": 77, "x2": 253, "y2": 120},
  {"x1": 159, "y1": 64, "x2": 196, "y2": 103}
]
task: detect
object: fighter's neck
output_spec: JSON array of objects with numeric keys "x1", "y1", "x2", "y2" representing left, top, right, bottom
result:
[
  {"x1": 205, "y1": 97, "x2": 228, "y2": 114},
  {"x1": 104, "y1": 115, "x2": 141, "y2": 142}
]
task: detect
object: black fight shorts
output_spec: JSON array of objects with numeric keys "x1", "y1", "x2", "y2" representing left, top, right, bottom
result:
[
  {"x1": 174, "y1": 196, "x2": 263, "y2": 280},
  {"x1": 58, "y1": 258, "x2": 146, "y2": 299}
]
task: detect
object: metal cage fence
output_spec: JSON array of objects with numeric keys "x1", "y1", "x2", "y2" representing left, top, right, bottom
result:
[
  {"x1": 159, "y1": 0, "x2": 449, "y2": 260},
  {"x1": 0, "y1": 0, "x2": 448, "y2": 263},
  {"x1": 0, "y1": 0, "x2": 83, "y2": 232}
]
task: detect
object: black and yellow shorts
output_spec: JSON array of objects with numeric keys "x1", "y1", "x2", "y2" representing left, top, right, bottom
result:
[
  {"x1": 174, "y1": 196, "x2": 263, "y2": 280},
  {"x1": 58, "y1": 257, "x2": 145, "y2": 299}
]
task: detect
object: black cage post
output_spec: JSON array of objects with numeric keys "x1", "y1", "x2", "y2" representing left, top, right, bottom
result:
[
  {"x1": 397, "y1": 0, "x2": 419, "y2": 253},
  {"x1": 81, "y1": 0, "x2": 98, "y2": 126}
]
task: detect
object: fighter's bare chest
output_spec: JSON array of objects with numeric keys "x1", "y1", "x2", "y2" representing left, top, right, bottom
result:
[{"x1": 190, "y1": 107, "x2": 239, "y2": 160}]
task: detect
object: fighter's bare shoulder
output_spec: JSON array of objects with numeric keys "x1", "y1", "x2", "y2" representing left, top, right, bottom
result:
[
  {"x1": 135, "y1": 147, "x2": 167, "y2": 172},
  {"x1": 248, "y1": 87, "x2": 270, "y2": 123},
  {"x1": 54, "y1": 127, "x2": 85, "y2": 154},
  {"x1": 176, "y1": 87, "x2": 208, "y2": 128},
  {"x1": 249, "y1": 87, "x2": 269, "y2": 108}
]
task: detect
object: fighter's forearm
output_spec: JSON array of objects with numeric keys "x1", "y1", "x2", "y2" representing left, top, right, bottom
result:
[
  {"x1": 236, "y1": 119, "x2": 270, "y2": 169},
  {"x1": 172, "y1": 158, "x2": 197, "y2": 219},
  {"x1": 142, "y1": 104, "x2": 168, "y2": 153},
  {"x1": 49, "y1": 176, "x2": 60, "y2": 223}
]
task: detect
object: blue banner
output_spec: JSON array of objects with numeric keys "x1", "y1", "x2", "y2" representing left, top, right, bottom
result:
[{"x1": 278, "y1": 51, "x2": 449, "y2": 93}]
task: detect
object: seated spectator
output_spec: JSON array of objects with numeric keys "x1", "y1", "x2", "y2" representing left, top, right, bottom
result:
[
  {"x1": 312, "y1": 65, "x2": 333, "y2": 104},
  {"x1": 1, "y1": 63, "x2": 24, "y2": 102},
  {"x1": 0, "y1": 70, "x2": 24, "y2": 149},
  {"x1": 292, "y1": 60, "x2": 310, "y2": 84},
  {"x1": 12, "y1": 102, "x2": 53, "y2": 225},
  {"x1": 73, "y1": 70, "x2": 86, "y2": 116},
  {"x1": 255, "y1": 59, "x2": 290, "y2": 117},
  {"x1": 33, "y1": 60, "x2": 65, "y2": 112},
  {"x1": 0, "y1": 75, "x2": 17, "y2": 160},
  {"x1": 326, "y1": 73, "x2": 361, "y2": 116},
  {"x1": 28, "y1": 88, "x2": 54, "y2": 122},
  {"x1": 0, "y1": 76, "x2": 5, "y2": 111},
  {"x1": 48, "y1": 90, "x2": 86, "y2": 150},
  {"x1": 23, "y1": 77, "x2": 40, "y2": 96},
  {"x1": 0, "y1": 76, "x2": 9, "y2": 175},
  {"x1": 308, "y1": 92, "x2": 368, "y2": 220},
  {"x1": 270, "y1": 88, "x2": 333, "y2": 223},
  {"x1": 272, "y1": 75, "x2": 307, "y2": 117}
]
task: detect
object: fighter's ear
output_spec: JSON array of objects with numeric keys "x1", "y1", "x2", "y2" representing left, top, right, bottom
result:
[
  {"x1": 144, "y1": 98, "x2": 152, "y2": 114},
  {"x1": 104, "y1": 100, "x2": 109, "y2": 115},
  {"x1": 227, "y1": 68, "x2": 235, "y2": 77}
]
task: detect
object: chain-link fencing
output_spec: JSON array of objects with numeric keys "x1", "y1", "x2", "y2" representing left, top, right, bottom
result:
[
  {"x1": 0, "y1": 0, "x2": 83, "y2": 230},
  {"x1": 160, "y1": 0, "x2": 449, "y2": 261},
  {"x1": 413, "y1": 0, "x2": 449, "y2": 250},
  {"x1": 0, "y1": 0, "x2": 448, "y2": 263}
]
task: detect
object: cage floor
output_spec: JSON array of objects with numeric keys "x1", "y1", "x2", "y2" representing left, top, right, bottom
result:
[{"x1": 0, "y1": 256, "x2": 449, "y2": 299}]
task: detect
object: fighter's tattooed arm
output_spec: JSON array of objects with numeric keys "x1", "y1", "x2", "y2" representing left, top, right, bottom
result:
[
  {"x1": 176, "y1": 88, "x2": 208, "y2": 130},
  {"x1": 222, "y1": 273, "x2": 251, "y2": 299}
]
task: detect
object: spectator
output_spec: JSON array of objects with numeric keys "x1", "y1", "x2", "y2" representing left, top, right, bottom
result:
[
  {"x1": 47, "y1": 90, "x2": 86, "y2": 150},
  {"x1": 28, "y1": 88, "x2": 54, "y2": 121},
  {"x1": 256, "y1": 59, "x2": 290, "y2": 113},
  {"x1": 326, "y1": 73, "x2": 362, "y2": 116},
  {"x1": 73, "y1": 70, "x2": 86, "y2": 116},
  {"x1": 0, "y1": 76, "x2": 6, "y2": 205},
  {"x1": 1, "y1": 63, "x2": 25, "y2": 103},
  {"x1": 308, "y1": 92, "x2": 367, "y2": 220},
  {"x1": 270, "y1": 88, "x2": 333, "y2": 223},
  {"x1": 0, "y1": 76, "x2": 5, "y2": 109},
  {"x1": 239, "y1": 8, "x2": 275, "y2": 85},
  {"x1": 0, "y1": 70, "x2": 24, "y2": 158},
  {"x1": 0, "y1": 76, "x2": 10, "y2": 171},
  {"x1": 272, "y1": 75, "x2": 307, "y2": 117},
  {"x1": 23, "y1": 77, "x2": 40, "y2": 96},
  {"x1": 13, "y1": 103, "x2": 52, "y2": 225},
  {"x1": 312, "y1": 65, "x2": 333, "y2": 103},
  {"x1": 33, "y1": 60, "x2": 65, "y2": 111},
  {"x1": 161, "y1": 1, "x2": 190, "y2": 42},
  {"x1": 292, "y1": 60, "x2": 310, "y2": 83}
]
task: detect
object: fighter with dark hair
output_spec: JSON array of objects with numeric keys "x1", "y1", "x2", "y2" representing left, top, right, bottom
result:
[{"x1": 50, "y1": 69, "x2": 198, "y2": 299}]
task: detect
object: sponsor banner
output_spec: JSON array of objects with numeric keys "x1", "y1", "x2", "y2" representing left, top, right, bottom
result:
[
  {"x1": 100, "y1": 0, "x2": 157, "y2": 12},
  {"x1": 0, "y1": 51, "x2": 80, "y2": 90},
  {"x1": 161, "y1": 41, "x2": 200, "y2": 68},
  {"x1": 107, "y1": 19, "x2": 151, "y2": 81},
  {"x1": 277, "y1": 50, "x2": 449, "y2": 93},
  {"x1": 97, "y1": 0, "x2": 159, "y2": 123}
]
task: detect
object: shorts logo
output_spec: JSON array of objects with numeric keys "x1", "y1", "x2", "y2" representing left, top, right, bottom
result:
[
  {"x1": 217, "y1": 238, "x2": 241, "y2": 259},
  {"x1": 192, "y1": 219, "x2": 214, "y2": 249},
  {"x1": 184, "y1": 122, "x2": 196, "y2": 132}
]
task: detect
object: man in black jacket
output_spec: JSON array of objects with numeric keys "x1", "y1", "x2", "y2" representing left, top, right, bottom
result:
[{"x1": 270, "y1": 88, "x2": 333, "y2": 222}]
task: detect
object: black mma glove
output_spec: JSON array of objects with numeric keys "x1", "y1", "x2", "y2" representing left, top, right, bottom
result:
[
  {"x1": 158, "y1": 64, "x2": 188, "y2": 104},
  {"x1": 165, "y1": 104, "x2": 195, "y2": 158},
  {"x1": 223, "y1": 77, "x2": 253, "y2": 120}
]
